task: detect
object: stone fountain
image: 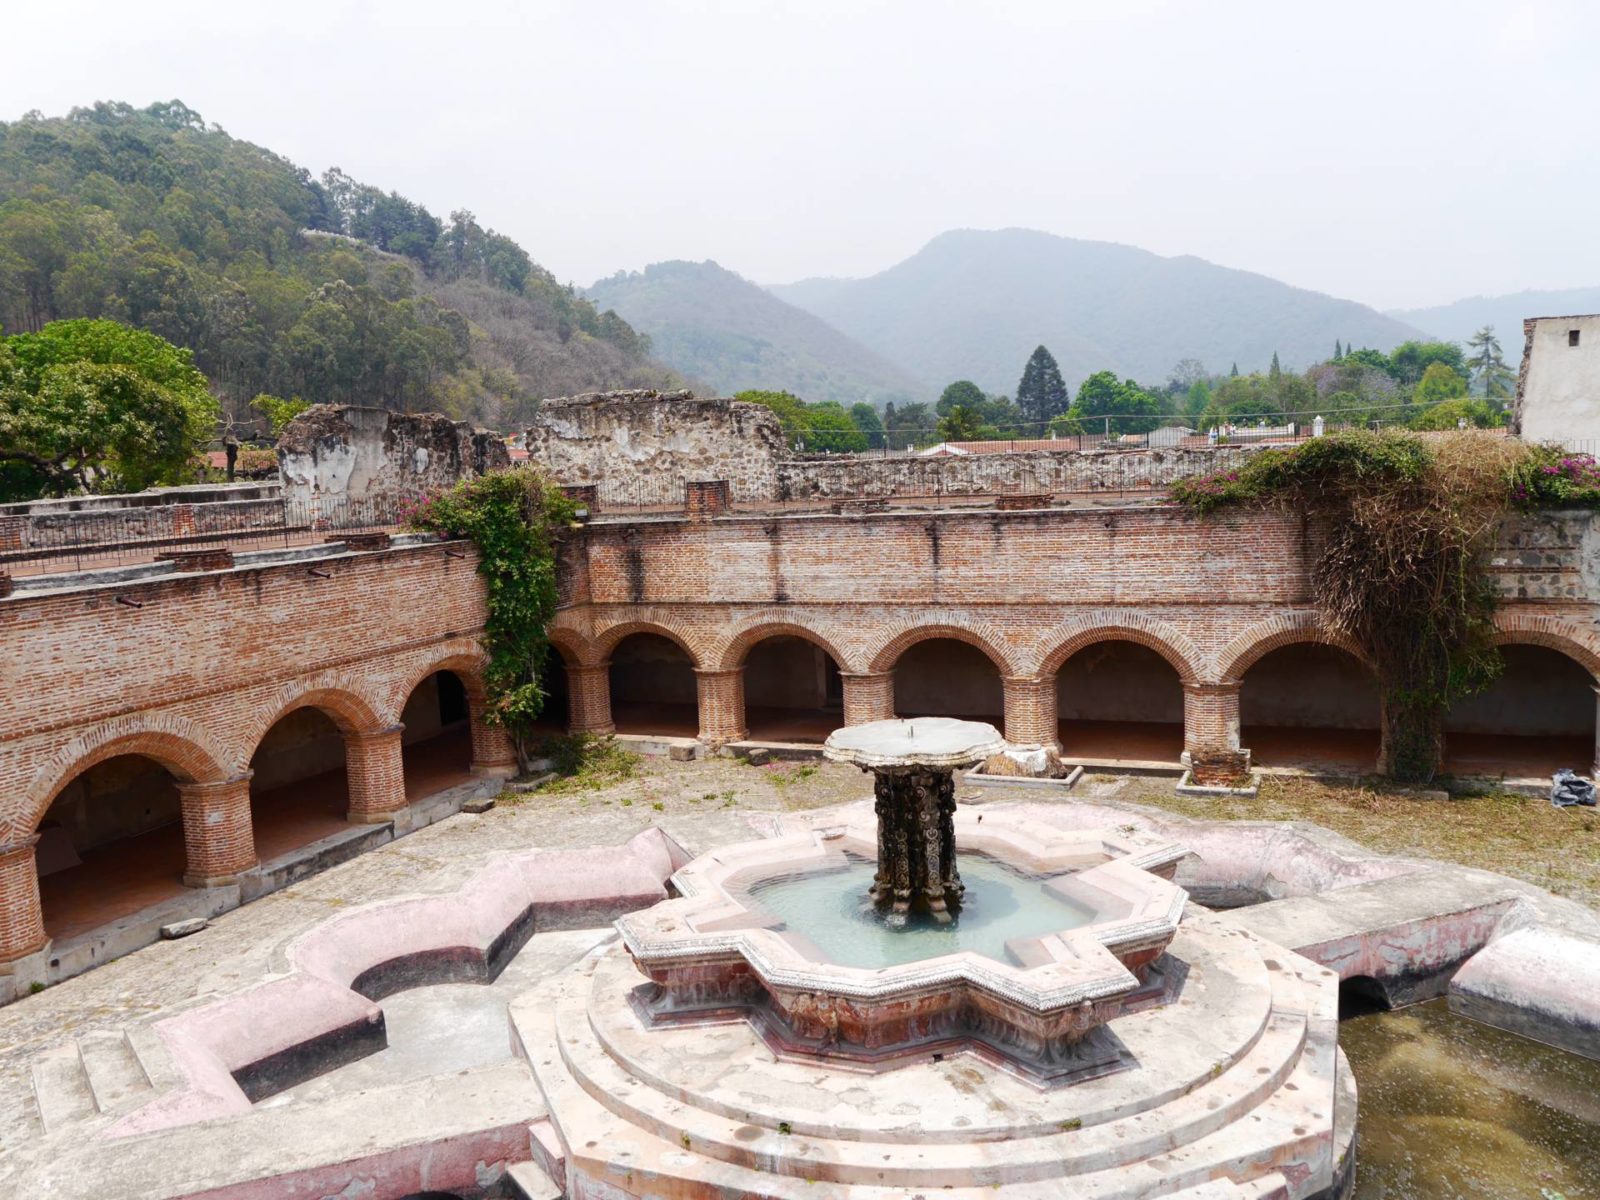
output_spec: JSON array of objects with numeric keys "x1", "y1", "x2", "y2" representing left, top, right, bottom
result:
[
  {"x1": 513, "y1": 720, "x2": 1355, "y2": 1199},
  {"x1": 823, "y1": 717, "x2": 1007, "y2": 920}
]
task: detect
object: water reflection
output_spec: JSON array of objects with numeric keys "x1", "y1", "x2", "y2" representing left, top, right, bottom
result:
[{"x1": 1341, "y1": 1001, "x2": 1600, "y2": 1199}]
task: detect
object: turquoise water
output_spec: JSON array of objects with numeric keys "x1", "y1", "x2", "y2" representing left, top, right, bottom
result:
[{"x1": 743, "y1": 854, "x2": 1094, "y2": 969}]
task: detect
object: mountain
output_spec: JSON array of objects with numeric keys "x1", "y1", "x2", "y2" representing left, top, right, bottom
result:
[
  {"x1": 0, "y1": 101, "x2": 679, "y2": 429},
  {"x1": 1390, "y1": 287, "x2": 1600, "y2": 348},
  {"x1": 584, "y1": 260, "x2": 921, "y2": 406},
  {"x1": 769, "y1": 228, "x2": 1425, "y2": 394}
]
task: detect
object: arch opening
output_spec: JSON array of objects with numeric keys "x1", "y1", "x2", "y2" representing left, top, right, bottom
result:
[
  {"x1": 893, "y1": 638, "x2": 1003, "y2": 724},
  {"x1": 1056, "y1": 640, "x2": 1183, "y2": 763},
  {"x1": 36, "y1": 754, "x2": 189, "y2": 943},
  {"x1": 742, "y1": 635, "x2": 843, "y2": 744},
  {"x1": 609, "y1": 633, "x2": 698, "y2": 737},
  {"x1": 248, "y1": 707, "x2": 354, "y2": 859},
  {"x1": 1338, "y1": 975, "x2": 1392, "y2": 1020},
  {"x1": 531, "y1": 651, "x2": 571, "y2": 738},
  {"x1": 400, "y1": 670, "x2": 477, "y2": 799},
  {"x1": 1241, "y1": 642, "x2": 1381, "y2": 773},
  {"x1": 1444, "y1": 644, "x2": 1596, "y2": 779}
]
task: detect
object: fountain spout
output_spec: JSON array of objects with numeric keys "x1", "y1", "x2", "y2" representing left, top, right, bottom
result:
[{"x1": 824, "y1": 718, "x2": 1007, "y2": 922}]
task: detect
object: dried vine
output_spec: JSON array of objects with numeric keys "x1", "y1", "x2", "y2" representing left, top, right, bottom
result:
[{"x1": 1173, "y1": 431, "x2": 1534, "y2": 782}]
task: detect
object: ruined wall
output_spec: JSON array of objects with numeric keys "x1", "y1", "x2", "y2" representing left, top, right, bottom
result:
[
  {"x1": 524, "y1": 390, "x2": 785, "y2": 504},
  {"x1": 277, "y1": 406, "x2": 509, "y2": 510},
  {"x1": 776, "y1": 446, "x2": 1259, "y2": 501}
]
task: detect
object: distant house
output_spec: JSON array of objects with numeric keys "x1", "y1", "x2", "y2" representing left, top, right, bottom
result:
[{"x1": 1149, "y1": 425, "x2": 1196, "y2": 448}]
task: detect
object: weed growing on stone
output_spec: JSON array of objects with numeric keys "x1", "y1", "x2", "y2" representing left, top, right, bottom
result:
[{"x1": 536, "y1": 734, "x2": 642, "y2": 795}]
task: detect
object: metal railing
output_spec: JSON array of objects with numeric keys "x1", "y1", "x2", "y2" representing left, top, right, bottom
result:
[{"x1": 1, "y1": 495, "x2": 409, "y2": 578}]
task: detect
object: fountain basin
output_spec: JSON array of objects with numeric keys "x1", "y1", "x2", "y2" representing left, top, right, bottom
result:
[{"x1": 617, "y1": 809, "x2": 1187, "y2": 1071}]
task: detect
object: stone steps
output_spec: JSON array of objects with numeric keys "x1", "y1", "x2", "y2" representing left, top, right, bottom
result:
[
  {"x1": 530, "y1": 933, "x2": 1328, "y2": 1191},
  {"x1": 29, "y1": 1030, "x2": 154, "y2": 1132}
]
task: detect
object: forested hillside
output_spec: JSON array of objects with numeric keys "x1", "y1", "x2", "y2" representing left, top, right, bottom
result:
[
  {"x1": 771, "y1": 228, "x2": 1424, "y2": 393},
  {"x1": 585, "y1": 260, "x2": 920, "y2": 406},
  {"x1": 0, "y1": 101, "x2": 677, "y2": 428}
]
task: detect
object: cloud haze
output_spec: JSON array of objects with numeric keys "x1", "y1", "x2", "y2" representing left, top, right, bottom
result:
[{"x1": 2, "y1": 0, "x2": 1592, "y2": 309}]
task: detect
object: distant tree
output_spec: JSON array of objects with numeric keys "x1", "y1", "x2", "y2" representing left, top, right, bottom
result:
[
  {"x1": 1411, "y1": 397, "x2": 1500, "y2": 430},
  {"x1": 1059, "y1": 370, "x2": 1164, "y2": 435},
  {"x1": 849, "y1": 402, "x2": 885, "y2": 449},
  {"x1": 1465, "y1": 326, "x2": 1515, "y2": 403},
  {"x1": 884, "y1": 401, "x2": 934, "y2": 449},
  {"x1": 1168, "y1": 358, "x2": 1209, "y2": 392},
  {"x1": 1184, "y1": 378, "x2": 1212, "y2": 419},
  {"x1": 1413, "y1": 362, "x2": 1470, "y2": 406},
  {"x1": 799, "y1": 401, "x2": 867, "y2": 453},
  {"x1": 937, "y1": 405, "x2": 984, "y2": 442},
  {"x1": 1269, "y1": 351, "x2": 1282, "y2": 379},
  {"x1": 937, "y1": 380, "x2": 988, "y2": 417},
  {"x1": 1229, "y1": 362, "x2": 1239, "y2": 377},
  {"x1": 1015, "y1": 345, "x2": 1069, "y2": 425},
  {"x1": 1334, "y1": 339, "x2": 1343, "y2": 361},
  {"x1": 0, "y1": 320, "x2": 217, "y2": 497},
  {"x1": 1388, "y1": 340, "x2": 1467, "y2": 386},
  {"x1": 252, "y1": 393, "x2": 310, "y2": 435}
]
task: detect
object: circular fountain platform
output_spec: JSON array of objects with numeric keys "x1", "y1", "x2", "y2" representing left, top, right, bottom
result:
[{"x1": 513, "y1": 810, "x2": 1355, "y2": 1199}]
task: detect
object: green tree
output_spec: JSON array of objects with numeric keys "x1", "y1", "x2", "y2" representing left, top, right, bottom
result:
[
  {"x1": 849, "y1": 402, "x2": 885, "y2": 449},
  {"x1": 1465, "y1": 326, "x2": 1515, "y2": 402},
  {"x1": 252, "y1": 393, "x2": 310, "y2": 435},
  {"x1": 1015, "y1": 345, "x2": 1069, "y2": 425},
  {"x1": 884, "y1": 401, "x2": 934, "y2": 449},
  {"x1": 735, "y1": 389, "x2": 811, "y2": 444},
  {"x1": 1061, "y1": 370, "x2": 1165, "y2": 435},
  {"x1": 1413, "y1": 362, "x2": 1470, "y2": 406},
  {"x1": 1388, "y1": 340, "x2": 1467, "y2": 386},
  {"x1": 800, "y1": 401, "x2": 867, "y2": 453},
  {"x1": 1411, "y1": 397, "x2": 1499, "y2": 430},
  {"x1": 937, "y1": 380, "x2": 988, "y2": 416},
  {"x1": 937, "y1": 405, "x2": 984, "y2": 441}
]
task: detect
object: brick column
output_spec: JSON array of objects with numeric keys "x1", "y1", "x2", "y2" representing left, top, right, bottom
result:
[
  {"x1": 179, "y1": 775, "x2": 257, "y2": 887},
  {"x1": 840, "y1": 671, "x2": 896, "y2": 725},
  {"x1": 0, "y1": 836, "x2": 48, "y2": 963},
  {"x1": 1003, "y1": 676, "x2": 1058, "y2": 749},
  {"x1": 1182, "y1": 680, "x2": 1250, "y2": 776},
  {"x1": 567, "y1": 664, "x2": 615, "y2": 734},
  {"x1": 696, "y1": 668, "x2": 747, "y2": 745},
  {"x1": 346, "y1": 725, "x2": 408, "y2": 822},
  {"x1": 1591, "y1": 686, "x2": 1600, "y2": 780},
  {"x1": 469, "y1": 710, "x2": 519, "y2": 778}
]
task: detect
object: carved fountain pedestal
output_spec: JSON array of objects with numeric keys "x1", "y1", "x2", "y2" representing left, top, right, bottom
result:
[{"x1": 823, "y1": 717, "x2": 1007, "y2": 921}]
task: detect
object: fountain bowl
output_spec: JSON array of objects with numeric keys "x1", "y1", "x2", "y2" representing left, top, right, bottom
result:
[{"x1": 617, "y1": 809, "x2": 1188, "y2": 1074}]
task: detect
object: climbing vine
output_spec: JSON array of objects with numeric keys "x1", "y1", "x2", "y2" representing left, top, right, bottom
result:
[
  {"x1": 408, "y1": 468, "x2": 577, "y2": 769},
  {"x1": 1172, "y1": 431, "x2": 1543, "y2": 783}
]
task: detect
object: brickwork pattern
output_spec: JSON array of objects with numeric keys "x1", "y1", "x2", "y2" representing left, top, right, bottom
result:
[
  {"x1": 1002, "y1": 677, "x2": 1057, "y2": 747},
  {"x1": 0, "y1": 839, "x2": 46, "y2": 961},
  {"x1": 178, "y1": 777, "x2": 257, "y2": 885},
  {"x1": 345, "y1": 728, "x2": 408, "y2": 820},
  {"x1": 694, "y1": 669, "x2": 747, "y2": 744},
  {"x1": 565, "y1": 665, "x2": 616, "y2": 734}
]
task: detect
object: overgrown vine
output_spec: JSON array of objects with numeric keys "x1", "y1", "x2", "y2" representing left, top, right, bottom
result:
[
  {"x1": 407, "y1": 467, "x2": 578, "y2": 770},
  {"x1": 1172, "y1": 431, "x2": 1581, "y2": 783}
]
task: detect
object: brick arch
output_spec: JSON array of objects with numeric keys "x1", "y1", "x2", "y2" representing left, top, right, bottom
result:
[
  {"x1": 17, "y1": 714, "x2": 233, "y2": 840},
  {"x1": 1214, "y1": 612, "x2": 1370, "y2": 682},
  {"x1": 594, "y1": 618, "x2": 706, "y2": 668},
  {"x1": 714, "y1": 619, "x2": 858, "y2": 673},
  {"x1": 546, "y1": 625, "x2": 596, "y2": 669},
  {"x1": 866, "y1": 618, "x2": 1017, "y2": 675},
  {"x1": 240, "y1": 673, "x2": 387, "y2": 758},
  {"x1": 384, "y1": 637, "x2": 494, "y2": 722},
  {"x1": 1491, "y1": 612, "x2": 1600, "y2": 680},
  {"x1": 1036, "y1": 613, "x2": 1204, "y2": 683}
]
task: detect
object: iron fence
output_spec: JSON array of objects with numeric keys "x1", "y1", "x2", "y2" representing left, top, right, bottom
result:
[{"x1": 1, "y1": 495, "x2": 409, "y2": 578}]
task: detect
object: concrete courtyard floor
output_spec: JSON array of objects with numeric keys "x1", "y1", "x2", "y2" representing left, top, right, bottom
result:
[{"x1": 2, "y1": 751, "x2": 1599, "y2": 1173}]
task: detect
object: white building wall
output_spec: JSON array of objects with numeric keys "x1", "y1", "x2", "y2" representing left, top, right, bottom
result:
[{"x1": 1516, "y1": 315, "x2": 1600, "y2": 445}]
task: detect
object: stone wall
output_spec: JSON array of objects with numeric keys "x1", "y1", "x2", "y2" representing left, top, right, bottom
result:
[
  {"x1": 776, "y1": 445, "x2": 1259, "y2": 501},
  {"x1": 277, "y1": 406, "x2": 509, "y2": 510},
  {"x1": 525, "y1": 390, "x2": 785, "y2": 505}
]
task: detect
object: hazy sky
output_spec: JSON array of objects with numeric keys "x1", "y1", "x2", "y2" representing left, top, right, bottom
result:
[{"x1": 3, "y1": 0, "x2": 1594, "y2": 311}]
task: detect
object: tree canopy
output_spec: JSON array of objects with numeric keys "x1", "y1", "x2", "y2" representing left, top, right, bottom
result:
[
  {"x1": 0, "y1": 318, "x2": 218, "y2": 498},
  {"x1": 1015, "y1": 345, "x2": 1069, "y2": 424}
]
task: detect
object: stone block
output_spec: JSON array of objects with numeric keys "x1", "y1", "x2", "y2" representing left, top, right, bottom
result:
[{"x1": 159, "y1": 918, "x2": 208, "y2": 940}]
